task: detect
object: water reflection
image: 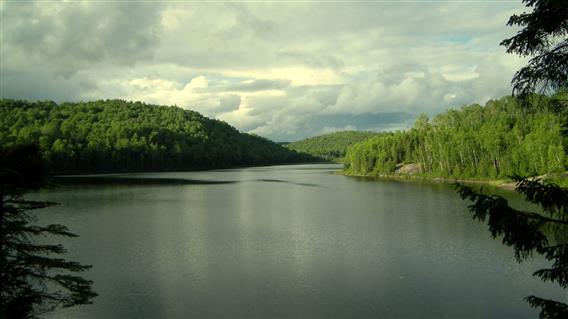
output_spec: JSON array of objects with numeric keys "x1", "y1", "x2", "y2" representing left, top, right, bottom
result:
[
  {"x1": 54, "y1": 176, "x2": 238, "y2": 185},
  {"x1": 35, "y1": 164, "x2": 564, "y2": 318},
  {"x1": 254, "y1": 178, "x2": 319, "y2": 187}
]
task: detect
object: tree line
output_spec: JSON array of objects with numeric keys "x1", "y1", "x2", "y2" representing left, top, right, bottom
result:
[
  {"x1": 0, "y1": 99, "x2": 314, "y2": 174},
  {"x1": 344, "y1": 93, "x2": 568, "y2": 179},
  {"x1": 286, "y1": 131, "x2": 379, "y2": 162}
]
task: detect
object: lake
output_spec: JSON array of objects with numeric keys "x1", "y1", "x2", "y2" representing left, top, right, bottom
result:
[{"x1": 33, "y1": 164, "x2": 565, "y2": 318}]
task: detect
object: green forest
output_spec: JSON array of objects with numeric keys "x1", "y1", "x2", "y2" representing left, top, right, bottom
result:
[
  {"x1": 286, "y1": 131, "x2": 378, "y2": 162},
  {"x1": 0, "y1": 99, "x2": 314, "y2": 173},
  {"x1": 344, "y1": 93, "x2": 568, "y2": 180}
]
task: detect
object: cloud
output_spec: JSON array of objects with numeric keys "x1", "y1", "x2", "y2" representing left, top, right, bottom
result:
[
  {"x1": 320, "y1": 125, "x2": 358, "y2": 135},
  {"x1": 279, "y1": 50, "x2": 344, "y2": 70},
  {"x1": 218, "y1": 79, "x2": 290, "y2": 92},
  {"x1": 217, "y1": 94, "x2": 241, "y2": 113},
  {"x1": 3, "y1": 1, "x2": 164, "y2": 74},
  {"x1": 1, "y1": 1, "x2": 527, "y2": 141},
  {"x1": 121, "y1": 75, "x2": 217, "y2": 114}
]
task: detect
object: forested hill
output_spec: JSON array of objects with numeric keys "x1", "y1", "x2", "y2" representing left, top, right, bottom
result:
[
  {"x1": 286, "y1": 131, "x2": 379, "y2": 162},
  {"x1": 0, "y1": 99, "x2": 314, "y2": 173},
  {"x1": 344, "y1": 93, "x2": 568, "y2": 179}
]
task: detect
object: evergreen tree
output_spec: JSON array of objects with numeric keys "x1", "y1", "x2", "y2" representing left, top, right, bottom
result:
[
  {"x1": 456, "y1": 178, "x2": 568, "y2": 318},
  {"x1": 459, "y1": 1, "x2": 567, "y2": 318},
  {"x1": 0, "y1": 145, "x2": 97, "y2": 318},
  {"x1": 500, "y1": 0, "x2": 568, "y2": 97}
]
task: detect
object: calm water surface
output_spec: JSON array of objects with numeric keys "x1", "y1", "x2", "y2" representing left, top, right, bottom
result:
[{"x1": 34, "y1": 164, "x2": 565, "y2": 318}]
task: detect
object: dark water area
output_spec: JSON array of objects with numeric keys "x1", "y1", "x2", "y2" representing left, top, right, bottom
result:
[{"x1": 33, "y1": 164, "x2": 565, "y2": 318}]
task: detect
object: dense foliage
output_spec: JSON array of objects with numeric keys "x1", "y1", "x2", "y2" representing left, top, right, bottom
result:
[
  {"x1": 345, "y1": 94, "x2": 568, "y2": 179},
  {"x1": 286, "y1": 131, "x2": 378, "y2": 162},
  {"x1": 0, "y1": 145, "x2": 96, "y2": 318},
  {"x1": 0, "y1": 99, "x2": 313, "y2": 173}
]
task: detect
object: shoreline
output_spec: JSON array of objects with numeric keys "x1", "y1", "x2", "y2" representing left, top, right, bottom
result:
[{"x1": 338, "y1": 170, "x2": 518, "y2": 190}]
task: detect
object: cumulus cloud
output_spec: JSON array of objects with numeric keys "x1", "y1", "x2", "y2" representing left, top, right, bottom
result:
[
  {"x1": 1, "y1": 1, "x2": 526, "y2": 141},
  {"x1": 122, "y1": 75, "x2": 220, "y2": 115}
]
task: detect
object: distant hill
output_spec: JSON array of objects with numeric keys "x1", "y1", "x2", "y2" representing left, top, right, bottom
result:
[
  {"x1": 286, "y1": 131, "x2": 379, "y2": 162},
  {"x1": 0, "y1": 99, "x2": 315, "y2": 173}
]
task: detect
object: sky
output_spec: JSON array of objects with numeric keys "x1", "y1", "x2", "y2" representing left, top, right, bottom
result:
[{"x1": 0, "y1": 0, "x2": 527, "y2": 141}]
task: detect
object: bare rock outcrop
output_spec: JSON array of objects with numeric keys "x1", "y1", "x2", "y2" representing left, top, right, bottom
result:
[{"x1": 395, "y1": 163, "x2": 422, "y2": 175}]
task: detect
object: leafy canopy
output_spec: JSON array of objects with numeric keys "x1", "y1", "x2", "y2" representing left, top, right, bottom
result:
[
  {"x1": 0, "y1": 99, "x2": 314, "y2": 174},
  {"x1": 286, "y1": 131, "x2": 379, "y2": 162},
  {"x1": 344, "y1": 95, "x2": 567, "y2": 180}
]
